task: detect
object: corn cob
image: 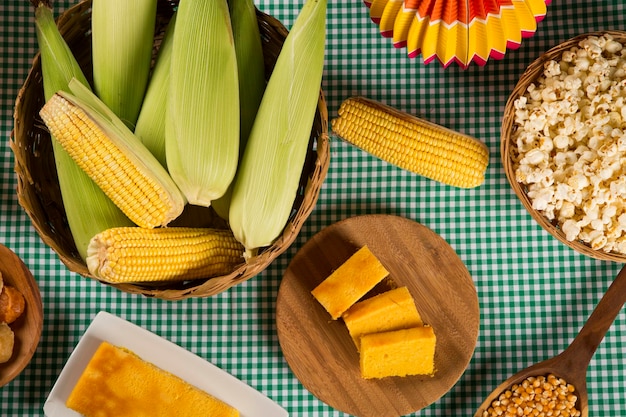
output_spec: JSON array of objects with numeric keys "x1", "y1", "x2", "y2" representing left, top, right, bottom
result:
[
  {"x1": 228, "y1": 0, "x2": 327, "y2": 259},
  {"x1": 91, "y1": 0, "x2": 157, "y2": 127},
  {"x1": 134, "y1": 12, "x2": 177, "y2": 168},
  {"x1": 166, "y1": 0, "x2": 240, "y2": 206},
  {"x1": 39, "y1": 81, "x2": 186, "y2": 229},
  {"x1": 30, "y1": 0, "x2": 133, "y2": 261},
  {"x1": 86, "y1": 227, "x2": 244, "y2": 283},
  {"x1": 212, "y1": 0, "x2": 267, "y2": 220},
  {"x1": 332, "y1": 96, "x2": 489, "y2": 188},
  {"x1": 229, "y1": 0, "x2": 266, "y2": 146}
]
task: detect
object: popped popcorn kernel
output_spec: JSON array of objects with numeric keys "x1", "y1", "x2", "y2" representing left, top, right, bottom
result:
[{"x1": 511, "y1": 34, "x2": 626, "y2": 254}]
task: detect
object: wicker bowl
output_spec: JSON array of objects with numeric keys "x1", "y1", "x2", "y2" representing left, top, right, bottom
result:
[
  {"x1": 502, "y1": 31, "x2": 626, "y2": 262},
  {"x1": 11, "y1": 0, "x2": 330, "y2": 299}
]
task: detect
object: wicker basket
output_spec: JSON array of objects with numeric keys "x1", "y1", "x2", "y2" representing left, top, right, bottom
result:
[
  {"x1": 501, "y1": 31, "x2": 626, "y2": 263},
  {"x1": 11, "y1": 0, "x2": 330, "y2": 299}
]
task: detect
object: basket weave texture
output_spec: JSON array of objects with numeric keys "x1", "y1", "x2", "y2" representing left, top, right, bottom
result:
[
  {"x1": 11, "y1": 0, "x2": 330, "y2": 299},
  {"x1": 501, "y1": 30, "x2": 626, "y2": 263}
]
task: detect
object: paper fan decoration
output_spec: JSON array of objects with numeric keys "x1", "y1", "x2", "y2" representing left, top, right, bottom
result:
[{"x1": 364, "y1": 0, "x2": 550, "y2": 68}]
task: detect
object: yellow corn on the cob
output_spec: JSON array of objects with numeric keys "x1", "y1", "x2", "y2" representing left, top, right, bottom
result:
[
  {"x1": 39, "y1": 82, "x2": 186, "y2": 229},
  {"x1": 86, "y1": 227, "x2": 244, "y2": 283},
  {"x1": 332, "y1": 97, "x2": 489, "y2": 188},
  {"x1": 31, "y1": 1, "x2": 134, "y2": 261}
]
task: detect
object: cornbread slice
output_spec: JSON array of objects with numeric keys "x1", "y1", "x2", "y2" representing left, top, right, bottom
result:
[
  {"x1": 66, "y1": 341, "x2": 239, "y2": 417},
  {"x1": 311, "y1": 245, "x2": 389, "y2": 319},
  {"x1": 342, "y1": 286, "x2": 423, "y2": 350},
  {"x1": 360, "y1": 326, "x2": 436, "y2": 379}
]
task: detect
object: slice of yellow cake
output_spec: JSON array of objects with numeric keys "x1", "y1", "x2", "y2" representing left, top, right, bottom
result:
[
  {"x1": 342, "y1": 286, "x2": 423, "y2": 350},
  {"x1": 360, "y1": 326, "x2": 436, "y2": 379},
  {"x1": 311, "y1": 245, "x2": 389, "y2": 319},
  {"x1": 66, "y1": 341, "x2": 239, "y2": 417}
]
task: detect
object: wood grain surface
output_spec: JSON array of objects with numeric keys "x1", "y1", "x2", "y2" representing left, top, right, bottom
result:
[
  {"x1": 276, "y1": 214, "x2": 479, "y2": 417},
  {"x1": 0, "y1": 244, "x2": 43, "y2": 387}
]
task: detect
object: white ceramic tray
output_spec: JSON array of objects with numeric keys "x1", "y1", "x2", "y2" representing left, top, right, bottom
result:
[{"x1": 43, "y1": 311, "x2": 288, "y2": 417}]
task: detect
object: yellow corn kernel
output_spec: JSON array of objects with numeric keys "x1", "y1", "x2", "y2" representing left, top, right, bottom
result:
[
  {"x1": 32, "y1": 2, "x2": 134, "y2": 261},
  {"x1": 86, "y1": 227, "x2": 244, "y2": 283},
  {"x1": 39, "y1": 91, "x2": 185, "y2": 229},
  {"x1": 481, "y1": 374, "x2": 581, "y2": 417},
  {"x1": 331, "y1": 96, "x2": 490, "y2": 188}
]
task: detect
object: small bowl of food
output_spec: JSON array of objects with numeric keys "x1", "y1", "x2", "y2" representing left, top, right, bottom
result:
[
  {"x1": 0, "y1": 243, "x2": 43, "y2": 387},
  {"x1": 502, "y1": 31, "x2": 626, "y2": 261},
  {"x1": 44, "y1": 311, "x2": 287, "y2": 417}
]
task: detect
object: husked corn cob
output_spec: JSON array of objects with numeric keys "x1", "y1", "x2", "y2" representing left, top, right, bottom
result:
[
  {"x1": 39, "y1": 83, "x2": 186, "y2": 229},
  {"x1": 86, "y1": 227, "x2": 244, "y2": 283},
  {"x1": 332, "y1": 97, "x2": 489, "y2": 188},
  {"x1": 30, "y1": 0, "x2": 134, "y2": 261}
]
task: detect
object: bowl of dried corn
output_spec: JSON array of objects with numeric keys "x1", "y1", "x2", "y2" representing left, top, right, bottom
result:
[
  {"x1": 502, "y1": 31, "x2": 626, "y2": 262},
  {"x1": 12, "y1": 0, "x2": 330, "y2": 299}
]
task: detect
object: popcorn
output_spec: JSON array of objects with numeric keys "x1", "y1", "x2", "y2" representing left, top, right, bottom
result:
[
  {"x1": 562, "y1": 219, "x2": 580, "y2": 241},
  {"x1": 512, "y1": 34, "x2": 626, "y2": 254}
]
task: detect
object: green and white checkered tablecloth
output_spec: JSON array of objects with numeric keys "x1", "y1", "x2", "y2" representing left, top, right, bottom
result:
[{"x1": 1, "y1": 0, "x2": 625, "y2": 415}]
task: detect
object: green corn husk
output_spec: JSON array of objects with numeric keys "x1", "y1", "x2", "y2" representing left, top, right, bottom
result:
[
  {"x1": 31, "y1": 0, "x2": 133, "y2": 261},
  {"x1": 134, "y1": 12, "x2": 177, "y2": 168},
  {"x1": 41, "y1": 79, "x2": 187, "y2": 229},
  {"x1": 212, "y1": 0, "x2": 266, "y2": 220},
  {"x1": 165, "y1": 0, "x2": 240, "y2": 207},
  {"x1": 228, "y1": 0, "x2": 327, "y2": 259},
  {"x1": 91, "y1": 0, "x2": 157, "y2": 128}
]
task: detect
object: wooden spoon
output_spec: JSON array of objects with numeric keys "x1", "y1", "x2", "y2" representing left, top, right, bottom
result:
[{"x1": 474, "y1": 264, "x2": 626, "y2": 417}]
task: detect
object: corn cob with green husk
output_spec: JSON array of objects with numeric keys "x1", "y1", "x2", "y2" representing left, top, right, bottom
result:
[
  {"x1": 39, "y1": 80, "x2": 186, "y2": 229},
  {"x1": 332, "y1": 96, "x2": 489, "y2": 188},
  {"x1": 212, "y1": 0, "x2": 267, "y2": 220},
  {"x1": 86, "y1": 227, "x2": 244, "y2": 284},
  {"x1": 134, "y1": 12, "x2": 177, "y2": 168},
  {"x1": 228, "y1": 0, "x2": 327, "y2": 259},
  {"x1": 91, "y1": 0, "x2": 157, "y2": 128},
  {"x1": 228, "y1": 0, "x2": 265, "y2": 144},
  {"x1": 30, "y1": 0, "x2": 134, "y2": 261},
  {"x1": 165, "y1": 0, "x2": 240, "y2": 207}
]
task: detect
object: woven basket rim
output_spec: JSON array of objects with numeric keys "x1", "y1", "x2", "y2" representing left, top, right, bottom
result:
[
  {"x1": 12, "y1": 0, "x2": 331, "y2": 299},
  {"x1": 501, "y1": 30, "x2": 626, "y2": 263}
]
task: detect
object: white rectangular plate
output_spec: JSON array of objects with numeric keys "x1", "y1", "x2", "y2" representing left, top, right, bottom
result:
[{"x1": 43, "y1": 311, "x2": 288, "y2": 417}]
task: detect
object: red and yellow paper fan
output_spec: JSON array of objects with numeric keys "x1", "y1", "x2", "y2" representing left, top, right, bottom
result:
[{"x1": 364, "y1": 0, "x2": 550, "y2": 68}]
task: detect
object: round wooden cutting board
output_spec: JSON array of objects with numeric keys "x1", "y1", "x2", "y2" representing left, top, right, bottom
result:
[{"x1": 276, "y1": 214, "x2": 479, "y2": 417}]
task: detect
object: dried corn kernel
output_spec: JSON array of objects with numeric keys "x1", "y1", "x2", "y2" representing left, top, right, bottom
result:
[{"x1": 481, "y1": 374, "x2": 581, "y2": 417}]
